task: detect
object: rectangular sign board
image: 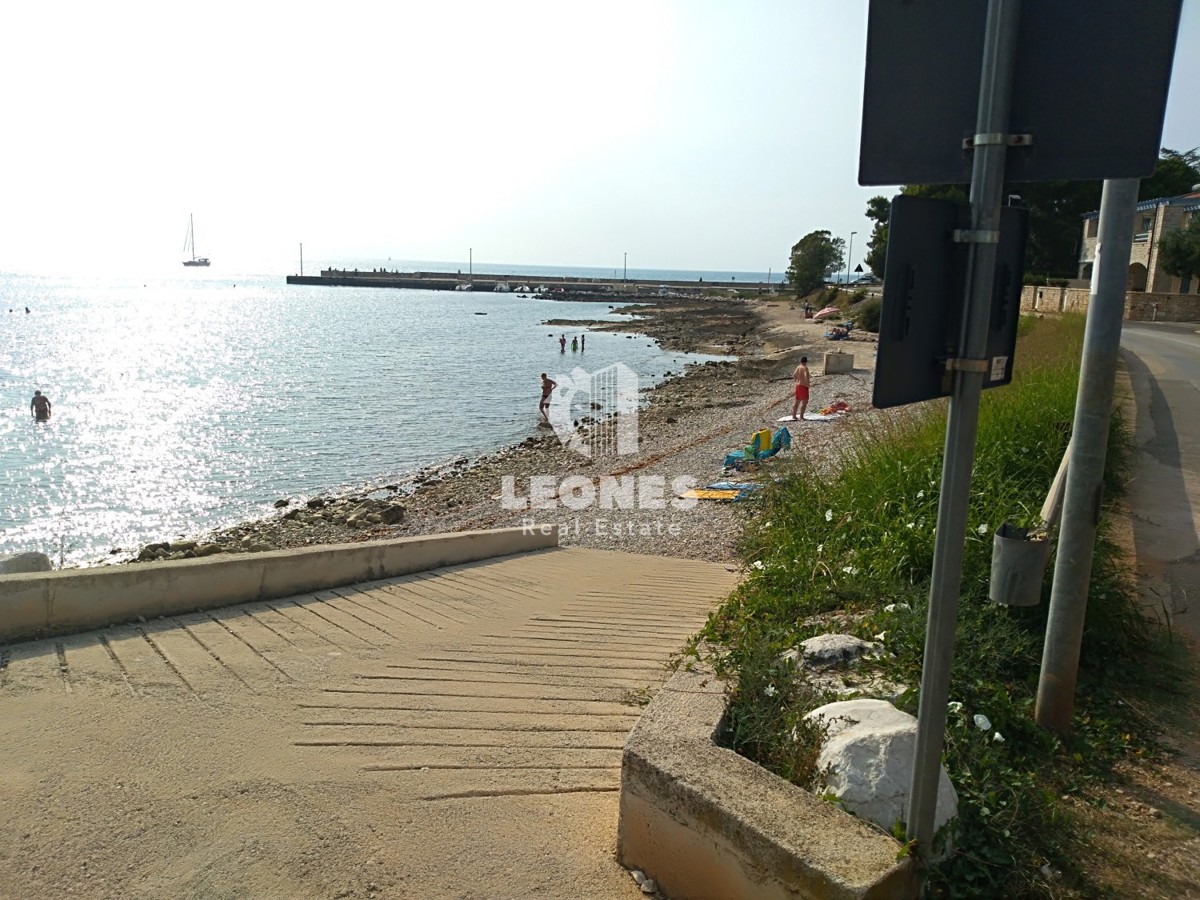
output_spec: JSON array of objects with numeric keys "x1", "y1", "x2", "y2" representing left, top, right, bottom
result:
[
  {"x1": 860, "y1": 0, "x2": 1183, "y2": 185},
  {"x1": 872, "y1": 195, "x2": 1027, "y2": 409}
]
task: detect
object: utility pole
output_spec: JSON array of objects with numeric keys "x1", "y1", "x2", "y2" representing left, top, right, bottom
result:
[
  {"x1": 846, "y1": 231, "x2": 857, "y2": 286},
  {"x1": 469, "y1": 248, "x2": 473, "y2": 277},
  {"x1": 906, "y1": 0, "x2": 1021, "y2": 857},
  {"x1": 1035, "y1": 177, "x2": 1140, "y2": 735},
  {"x1": 623, "y1": 252, "x2": 627, "y2": 283}
]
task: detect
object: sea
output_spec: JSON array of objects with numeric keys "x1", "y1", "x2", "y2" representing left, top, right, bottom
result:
[{"x1": 0, "y1": 261, "x2": 751, "y2": 567}]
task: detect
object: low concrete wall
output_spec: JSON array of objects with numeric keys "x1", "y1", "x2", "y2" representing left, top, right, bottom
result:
[
  {"x1": 618, "y1": 666, "x2": 916, "y2": 900},
  {"x1": 1020, "y1": 285, "x2": 1200, "y2": 322},
  {"x1": 0, "y1": 527, "x2": 558, "y2": 644}
]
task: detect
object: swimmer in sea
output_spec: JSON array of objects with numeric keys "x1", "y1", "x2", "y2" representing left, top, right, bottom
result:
[{"x1": 31, "y1": 389, "x2": 52, "y2": 422}]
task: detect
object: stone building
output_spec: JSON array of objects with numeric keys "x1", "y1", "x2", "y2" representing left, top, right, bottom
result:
[{"x1": 1078, "y1": 188, "x2": 1200, "y2": 293}]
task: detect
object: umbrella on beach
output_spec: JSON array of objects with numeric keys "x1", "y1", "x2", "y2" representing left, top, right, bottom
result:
[{"x1": 813, "y1": 306, "x2": 841, "y2": 320}]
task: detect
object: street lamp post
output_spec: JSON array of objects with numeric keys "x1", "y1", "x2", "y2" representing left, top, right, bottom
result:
[
  {"x1": 623, "y1": 252, "x2": 627, "y2": 283},
  {"x1": 845, "y1": 231, "x2": 857, "y2": 286}
]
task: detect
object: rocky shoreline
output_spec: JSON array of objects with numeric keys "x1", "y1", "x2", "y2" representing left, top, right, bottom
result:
[{"x1": 123, "y1": 296, "x2": 880, "y2": 567}]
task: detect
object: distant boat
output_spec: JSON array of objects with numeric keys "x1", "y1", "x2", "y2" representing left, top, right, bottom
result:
[{"x1": 182, "y1": 214, "x2": 210, "y2": 267}]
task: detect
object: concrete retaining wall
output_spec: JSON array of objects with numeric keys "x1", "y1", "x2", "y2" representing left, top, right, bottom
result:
[
  {"x1": 1020, "y1": 285, "x2": 1200, "y2": 322},
  {"x1": 618, "y1": 666, "x2": 916, "y2": 900},
  {"x1": 0, "y1": 526, "x2": 558, "y2": 644}
]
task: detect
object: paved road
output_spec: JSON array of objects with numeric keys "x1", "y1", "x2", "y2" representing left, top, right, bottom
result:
[
  {"x1": 0, "y1": 547, "x2": 737, "y2": 899},
  {"x1": 1121, "y1": 322, "x2": 1200, "y2": 637}
]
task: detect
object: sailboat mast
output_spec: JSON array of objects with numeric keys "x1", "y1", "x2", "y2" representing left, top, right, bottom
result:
[{"x1": 190, "y1": 214, "x2": 196, "y2": 259}]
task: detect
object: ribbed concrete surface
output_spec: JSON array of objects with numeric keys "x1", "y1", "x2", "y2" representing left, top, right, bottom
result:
[{"x1": 0, "y1": 547, "x2": 736, "y2": 899}]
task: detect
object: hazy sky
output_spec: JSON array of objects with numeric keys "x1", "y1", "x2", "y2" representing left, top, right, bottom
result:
[{"x1": 2, "y1": 1, "x2": 1197, "y2": 277}]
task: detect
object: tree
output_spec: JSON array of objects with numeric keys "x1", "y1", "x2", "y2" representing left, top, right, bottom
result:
[
  {"x1": 1139, "y1": 147, "x2": 1200, "y2": 201},
  {"x1": 859, "y1": 150, "x2": 1199, "y2": 282},
  {"x1": 786, "y1": 231, "x2": 845, "y2": 296},
  {"x1": 864, "y1": 196, "x2": 890, "y2": 278},
  {"x1": 1158, "y1": 213, "x2": 1200, "y2": 283}
]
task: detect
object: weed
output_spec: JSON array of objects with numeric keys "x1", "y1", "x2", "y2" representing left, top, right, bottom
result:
[{"x1": 692, "y1": 313, "x2": 1185, "y2": 897}]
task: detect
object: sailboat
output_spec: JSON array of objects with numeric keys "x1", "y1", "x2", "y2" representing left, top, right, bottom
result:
[{"x1": 182, "y1": 214, "x2": 210, "y2": 267}]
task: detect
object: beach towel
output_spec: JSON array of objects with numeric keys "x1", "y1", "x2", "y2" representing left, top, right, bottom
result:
[
  {"x1": 682, "y1": 482, "x2": 763, "y2": 502},
  {"x1": 682, "y1": 488, "x2": 742, "y2": 501}
]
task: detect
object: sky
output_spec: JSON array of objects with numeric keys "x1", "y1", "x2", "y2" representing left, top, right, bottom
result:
[{"x1": 1, "y1": 1, "x2": 1197, "y2": 278}]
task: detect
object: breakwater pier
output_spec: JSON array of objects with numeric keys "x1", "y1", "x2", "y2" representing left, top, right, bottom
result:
[{"x1": 286, "y1": 268, "x2": 776, "y2": 298}]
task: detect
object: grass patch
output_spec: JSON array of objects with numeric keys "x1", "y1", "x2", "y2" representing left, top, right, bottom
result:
[{"x1": 691, "y1": 313, "x2": 1190, "y2": 897}]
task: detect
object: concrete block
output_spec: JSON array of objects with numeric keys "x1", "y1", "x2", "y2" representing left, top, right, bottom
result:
[
  {"x1": 618, "y1": 665, "x2": 916, "y2": 899},
  {"x1": 824, "y1": 352, "x2": 854, "y2": 375}
]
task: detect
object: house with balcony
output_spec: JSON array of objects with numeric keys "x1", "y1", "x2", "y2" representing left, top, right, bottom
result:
[{"x1": 1078, "y1": 188, "x2": 1200, "y2": 294}]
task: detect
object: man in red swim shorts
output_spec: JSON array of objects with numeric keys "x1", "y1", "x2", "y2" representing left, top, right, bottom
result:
[{"x1": 790, "y1": 356, "x2": 810, "y2": 421}]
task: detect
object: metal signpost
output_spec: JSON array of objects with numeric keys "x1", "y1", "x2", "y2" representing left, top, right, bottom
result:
[{"x1": 859, "y1": 0, "x2": 1182, "y2": 868}]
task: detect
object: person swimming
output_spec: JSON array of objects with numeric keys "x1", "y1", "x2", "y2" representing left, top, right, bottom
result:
[{"x1": 30, "y1": 389, "x2": 52, "y2": 422}]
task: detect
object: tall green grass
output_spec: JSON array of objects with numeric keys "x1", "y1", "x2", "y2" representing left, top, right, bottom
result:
[{"x1": 694, "y1": 314, "x2": 1178, "y2": 897}]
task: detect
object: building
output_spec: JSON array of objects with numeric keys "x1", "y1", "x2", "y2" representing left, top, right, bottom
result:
[{"x1": 1078, "y1": 188, "x2": 1200, "y2": 293}]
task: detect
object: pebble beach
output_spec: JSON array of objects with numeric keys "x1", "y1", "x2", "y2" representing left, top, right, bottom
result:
[{"x1": 134, "y1": 297, "x2": 883, "y2": 567}]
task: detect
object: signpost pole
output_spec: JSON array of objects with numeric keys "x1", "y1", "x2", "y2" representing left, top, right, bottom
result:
[
  {"x1": 905, "y1": 0, "x2": 1022, "y2": 859},
  {"x1": 1035, "y1": 177, "x2": 1140, "y2": 735}
]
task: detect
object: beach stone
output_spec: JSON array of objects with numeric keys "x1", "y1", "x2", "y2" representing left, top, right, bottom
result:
[
  {"x1": 365, "y1": 513, "x2": 383, "y2": 525},
  {"x1": 172, "y1": 540, "x2": 198, "y2": 553},
  {"x1": 798, "y1": 634, "x2": 881, "y2": 666},
  {"x1": 282, "y1": 508, "x2": 302, "y2": 521},
  {"x1": 194, "y1": 544, "x2": 223, "y2": 557},
  {"x1": 306, "y1": 498, "x2": 327, "y2": 509},
  {"x1": 380, "y1": 505, "x2": 406, "y2": 525},
  {"x1": 0, "y1": 551, "x2": 52, "y2": 574},
  {"x1": 805, "y1": 699, "x2": 957, "y2": 847}
]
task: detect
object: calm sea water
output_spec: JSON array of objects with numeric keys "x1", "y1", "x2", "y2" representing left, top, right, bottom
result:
[{"x1": 0, "y1": 270, "x2": 721, "y2": 566}]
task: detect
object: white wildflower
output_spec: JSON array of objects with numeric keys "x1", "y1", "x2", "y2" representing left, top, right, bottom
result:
[
  {"x1": 874, "y1": 632, "x2": 886, "y2": 642},
  {"x1": 917, "y1": 490, "x2": 925, "y2": 499},
  {"x1": 816, "y1": 543, "x2": 823, "y2": 553},
  {"x1": 993, "y1": 731, "x2": 1005, "y2": 743},
  {"x1": 977, "y1": 523, "x2": 989, "y2": 535},
  {"x1": 842, "y1": 566, "x2": 857, "y2": 575},
  {"x1": 973, "y1": 713, "x2": 992, "y2": 731},
  {"x1": 825, "y1": 509, "x2": 833, "y2": 522},
  {"x1": 947, "y1": 701, "x2": 963, "y2": 714},
  {"x1": 764, "y1": 684, "x2": 777, "y2": 698},
  {"x1": 751, "y1": 560, "x2": 765, "y2": 570},
  {"x1": 906, "y1": 522, "x2": 915, "y2": 529}
]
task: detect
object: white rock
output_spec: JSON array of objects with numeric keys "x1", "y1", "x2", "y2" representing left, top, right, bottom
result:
[
  {"x1": 800, "y1": 633, "x2": 881, "y2": 666},
  {"x1": 640, "y1": 879, "x2": 657, "y2": 894},
  {"x1": 805, "y1": 699, "x2": 958, "y2": 843},
  {"x1": 630, "y1": 870, "x2": 646, "y2": 885}
]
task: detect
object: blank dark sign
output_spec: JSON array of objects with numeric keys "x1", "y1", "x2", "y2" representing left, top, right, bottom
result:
[
  {"x1": 860, "y1": 0, "x2": 1183, "y2": 185},
  {"x1": 873, "y1": 195, "x2": 1028, "y2": 409}
]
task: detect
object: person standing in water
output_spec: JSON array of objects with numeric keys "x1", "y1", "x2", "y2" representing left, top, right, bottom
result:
[
  {"x1": 559, "y1": 334, "x2": 567, "y2": 352},
  {"x1": 539, "y1": 373, "x2": 557, "y2": 423},
  {"x1": 580, "y1": 334, "x2": 585, "y2": 351},
  {"x1": 790, "y1": 357, "x2": 810, "y2": 421},
  {"x1": 571, "y1": 336, "x2": 578, "y2": 352},
  {"x1": 30, "y1": 390, "x2": 52, "y2": 422}
]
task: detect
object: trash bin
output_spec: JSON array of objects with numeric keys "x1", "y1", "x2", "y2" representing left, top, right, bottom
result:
[{"x1": 989, "y1": 522, "x2": 1052, "y2": 607}]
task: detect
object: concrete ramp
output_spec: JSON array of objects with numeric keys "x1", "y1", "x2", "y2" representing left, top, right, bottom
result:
[{"x1": 0, "y1": 547, "x2": 737, "y2": 900}]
